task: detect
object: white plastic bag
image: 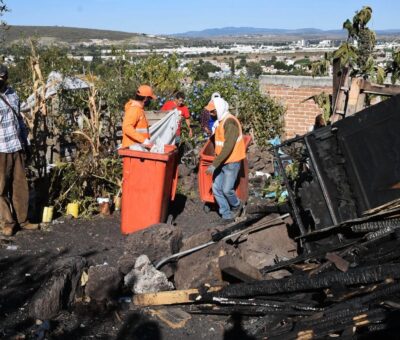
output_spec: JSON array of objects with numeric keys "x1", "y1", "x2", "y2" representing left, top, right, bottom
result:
[{"x1": 150, "y1": 138, "x2": 165, "y2": 154}]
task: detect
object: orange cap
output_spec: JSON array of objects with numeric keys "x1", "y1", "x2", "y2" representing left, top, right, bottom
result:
[
  {"x1": 205, "y1": 100, "x2": 216, "y2": 111},
  {"x1": 137, "y1": 85, "x2": 156, "y2": 99}
]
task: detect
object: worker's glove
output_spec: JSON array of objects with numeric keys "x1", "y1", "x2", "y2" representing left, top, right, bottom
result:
[
  {"x1": 206, "y1": 165, "x2": 216, "y2": 175},
  {"x1": 142, "y1": 138, "x2": 153, "y2": 150}
]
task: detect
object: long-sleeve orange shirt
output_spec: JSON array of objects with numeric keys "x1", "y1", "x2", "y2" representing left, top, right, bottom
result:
[{"x1": 122, "y1": 100, "x2": 149, "y2": 147}]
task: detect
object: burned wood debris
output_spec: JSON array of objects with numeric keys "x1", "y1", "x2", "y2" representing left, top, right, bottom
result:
[
  {"x1": 135, "y1": 220, "x2": 400, "y2": 338},
  {"x1": 131, "y1": 95, "x2": 400, "y2": 338}
]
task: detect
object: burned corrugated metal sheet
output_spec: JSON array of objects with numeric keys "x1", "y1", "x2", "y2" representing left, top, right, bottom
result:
[
  {"x1": 335, "y1": 94, "x2": 400, "y2": 212},
  {"x1": 279, "y1": 94, "x2": 400, "y2": 233}
]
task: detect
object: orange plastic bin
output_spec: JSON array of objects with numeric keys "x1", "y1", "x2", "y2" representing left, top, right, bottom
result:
[
  {"x1": 198, "y1": 135, "x2": 252, "y2": 206},
  {"x1": 118, "y1": 145, "x2": 178, "y2": 234}
]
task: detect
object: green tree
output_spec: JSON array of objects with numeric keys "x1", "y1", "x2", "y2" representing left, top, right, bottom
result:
[
  {"x1": 246, "y1": 61, "x2": 263, "y2": 78},
  {"x1": 239, "y1": 56, "x2": 247, "y2": 68},
  {"x1": 386, "y1": 49, "x2": 400, "y2": 85},
  {"x1": 339, "y1": 6, "x2": 376, "y2": 76},
  {"x1": 8, "y1": 42, "x2": 80, "y2": 100},
  {"x1": 0, "y1": 0, "x2": 8, "y2": 39},
  {"x1": 311, "y1": 6, "x2": 383, "y2": 82},
  {"x1": 229, "y1": 58, "x2": 235, "y2": 75},
  {"x1": 186, "y1": 76, "x2": 285, "y2": 146},
  {"x1": 273, "y1": 61, "x2": 292, "y2": 71},
  {"x1": 191, "y1": 60, "x2": 221, "y2": 81},
  {"x1": 310, "y1": 52, "x2": 332, "y2": 77}
]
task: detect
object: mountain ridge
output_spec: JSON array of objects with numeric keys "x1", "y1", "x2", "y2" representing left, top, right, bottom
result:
[
  {"x1": 3, "y1": 25, "x2": 400, "y2": 45},
  {"x1": 172, "y1": 26, "x2": 400, "y2": 37}
]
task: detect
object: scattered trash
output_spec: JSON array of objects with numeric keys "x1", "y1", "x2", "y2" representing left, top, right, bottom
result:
[
  {"x1": 80, "y1": 271, "x2": 88, "y2": 286},
  {"x1": 97, "y1": 197, "x2": 111, "y2": 215},
  {"x1": 255, "y1": 171, "x2": 271, "y2": 179}
]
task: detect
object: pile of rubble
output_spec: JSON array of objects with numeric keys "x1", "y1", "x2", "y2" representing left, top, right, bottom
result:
[
  {"x1": 27, "y1": 203, "x2": 400, "y2": 338},
  {"x1": 192, "y1": 212, "x2": 400, "y2": 338},
  {"x1": 126, "y1": 204, "x2": 400, "y2": 339}
]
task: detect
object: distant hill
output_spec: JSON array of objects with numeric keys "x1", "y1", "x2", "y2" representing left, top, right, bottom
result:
[
  {"x1": 2, "y1": 25, "x2": 179, "y2": 46},
  {"x1": 4, "y1": 25, "x2": 400, "y2": 47},
  {"x1": 173, "y1": 26, "x2": 400, "y2": 38}
]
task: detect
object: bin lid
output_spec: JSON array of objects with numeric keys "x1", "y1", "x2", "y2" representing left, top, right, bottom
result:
[{"x1": 118, "y1": 144, "x2": 177, "y2": 161}]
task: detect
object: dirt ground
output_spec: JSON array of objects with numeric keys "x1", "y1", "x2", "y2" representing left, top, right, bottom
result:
[{"x1": 0, "y1": 193, "x2": 260, "y2": 339}]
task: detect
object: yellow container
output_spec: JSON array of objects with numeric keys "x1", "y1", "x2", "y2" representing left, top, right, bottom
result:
[
  {"x1": 42, "y1": 206, "x2": 54, "y2": 223},
  {"x1": 66, "y1": 202, "x2": 79, "y2": 218}
]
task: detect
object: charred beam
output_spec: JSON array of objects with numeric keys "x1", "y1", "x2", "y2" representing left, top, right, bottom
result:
[
  {"x1": 204, "y1": 264, "x2": 400, "y2": 300},
  {"x1": 191, "y1": 304, "x2": 316, "y2": 317},
  {"x1": 325, "y1": 282, "x2": 400, "y2": 314},
  {"x1": 261, "y1": 240, "x2": 357, "y2": 274},
  {"x1": 269, "y1": 308, "x2": 387, "y2": 340},
  {"x1": 351, "y1": 218, "x2": 400, "y2": 233}
]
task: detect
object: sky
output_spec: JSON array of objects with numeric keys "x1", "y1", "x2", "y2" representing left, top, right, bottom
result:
[{"x1": 5, "y1": 0, "x2": 400, "y2": 35}]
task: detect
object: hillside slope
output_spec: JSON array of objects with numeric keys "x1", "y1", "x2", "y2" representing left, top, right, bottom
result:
[{"x1": 3, "y1": 25, "x2": 178, "y2": 46}]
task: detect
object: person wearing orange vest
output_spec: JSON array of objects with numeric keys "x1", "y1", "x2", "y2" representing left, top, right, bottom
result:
[
  {"x1": 122, "y1": 84, "x2": 156, "y2": 149},
  {"x1": 205, "y1": 97, "x2": 246, "y2": 223}
]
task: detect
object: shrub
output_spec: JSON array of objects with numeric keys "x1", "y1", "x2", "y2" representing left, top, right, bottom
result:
[{"x1": 186, "y1": 76, "x2": 285, "y2": 146}]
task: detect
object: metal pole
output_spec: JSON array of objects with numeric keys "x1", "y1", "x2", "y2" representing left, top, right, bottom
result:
[{"x1": 274, "y1": 147, "x2": 310, "y2": 252}]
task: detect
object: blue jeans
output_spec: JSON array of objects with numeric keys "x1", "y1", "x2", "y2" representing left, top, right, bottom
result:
[{"x1": 212, "y1": 162, "x2": 241, "y2": 219}]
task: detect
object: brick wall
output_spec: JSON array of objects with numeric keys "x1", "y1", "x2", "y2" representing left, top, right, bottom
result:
[{"x1": 259, "y1": 75, "x2": 332, "y2": 139}]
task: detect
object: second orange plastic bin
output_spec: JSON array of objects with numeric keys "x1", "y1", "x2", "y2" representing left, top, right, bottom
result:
[
  {"x1": 118, "y1": 145, "x2": 178, "y2": 234},
  {"x1": 198, "y1": 135, "x2": 252, "y2": 205}
]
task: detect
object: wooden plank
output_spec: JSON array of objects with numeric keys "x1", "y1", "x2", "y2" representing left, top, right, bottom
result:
[
  {"x1": 345, "y1": 78, "x2": 364, "y2": 116},
  {"x1": 149, "y1": 308, "x2": 191, "y2": 329},
  {"x1": 331, "y1": 58, "x2": 342, "y2": 106},
  {"x1": 362, "y1": 81, "x2": 400, "y2": 96},
  {"x1": 219, "y1": 255, "x2": 263, "y2": 282},
  {"x1": 330, "y1": 67, "x2": 350, "y2": 123},
  {"x1": 355, "y1": 91, "x2": 366, "y2": 113},
  {"x1": 133, "y1": 286, "x2": 222, "y2": 306}
]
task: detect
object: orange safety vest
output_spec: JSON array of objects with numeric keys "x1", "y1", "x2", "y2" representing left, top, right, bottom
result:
[
  {"x1": 122, "y1": 100, "x2": 150, "y2": 148},
  {"x1": 215, "y1": 113, "x2": 246, "y2": 164}
]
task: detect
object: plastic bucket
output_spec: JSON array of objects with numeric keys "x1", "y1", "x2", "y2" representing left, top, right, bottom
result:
[
  {"x1": 66, "y1": 202, "x2": 79, "y2": 218},
  {"x1": 42, "y1": 206, "x2": 54, "y2": 223}
]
